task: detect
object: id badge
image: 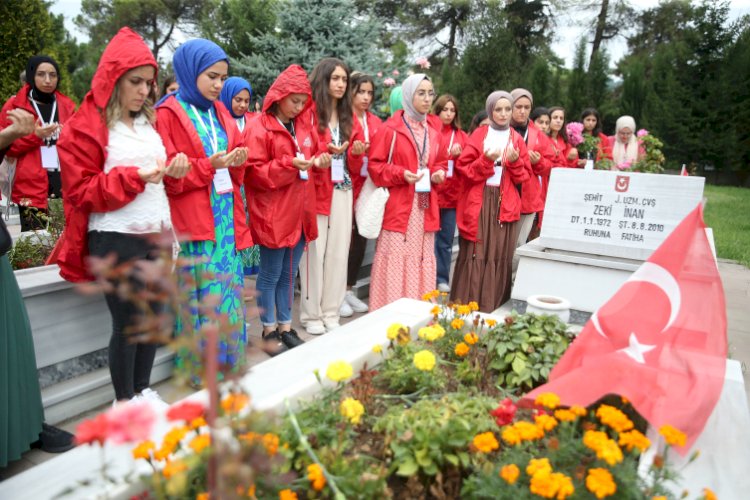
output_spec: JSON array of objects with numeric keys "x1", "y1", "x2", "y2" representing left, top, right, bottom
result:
[
  {"x1": 331, "y1": 157, "x2": 345, "y2": 183},
  {"x1": 213, "y1": 168, "x2": 233, "y2": 194},
  {"x1": 447, "y1": 159, "x2": 454, "y2": 178},
  {"x1": 585, "y1": 159, "x2": 594, "y2": 171},
  {"x1": 415, "y1": 168, "x2": 431, "y2": 193},
  {"x1": 297, "y1": 152, "x2": 308, "y2": 180},
  {"x1": 360, "y1": 156, "x2": 369, "y2": 177},
  {"x1": 486, "y1": 166, "x2": 503, "y2": 187},
  {"x1": 41, "y1": 145, "x2": 59, "y2": 170}
]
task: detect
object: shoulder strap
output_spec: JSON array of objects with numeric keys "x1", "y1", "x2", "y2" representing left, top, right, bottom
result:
[{"x1": 387, "y1": 131, "x2": 397, "y2": 164}]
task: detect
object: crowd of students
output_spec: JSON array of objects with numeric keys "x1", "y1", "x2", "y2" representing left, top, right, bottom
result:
[{"x1": 0, "y1": 28, "x2": 649, "y2": 463}]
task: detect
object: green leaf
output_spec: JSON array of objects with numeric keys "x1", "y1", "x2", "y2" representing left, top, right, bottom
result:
[
  {"x1": 445, "y1": 453, "x2": 459, "y2": 466},
  {"x1": 396, "y1": 459, "x2": 419, "y2": 476}
]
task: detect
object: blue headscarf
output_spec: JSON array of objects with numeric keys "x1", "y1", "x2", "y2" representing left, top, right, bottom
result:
[
  {"x1": 172, "y1": 39, "x2": 228, "y2": 111},
  {"x1": 219, "y1": 77, "x2": 253, "y2": 118}
]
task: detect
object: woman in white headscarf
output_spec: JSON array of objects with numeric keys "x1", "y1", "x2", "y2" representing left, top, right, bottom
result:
[
  {"x1": 366, "y1": 74, "x2": 446, "y2": 311},
  {"x1": 609, "y1": 115, "x2": 645, "y2": 169}
]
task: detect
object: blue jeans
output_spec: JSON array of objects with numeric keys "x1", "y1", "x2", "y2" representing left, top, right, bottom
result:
[
  {"x1": 257, "y1": 235, "x2": 305, "y2": 327},
  {"x1": 435, "y1": 208, "x2": 456, "y2": 286}
]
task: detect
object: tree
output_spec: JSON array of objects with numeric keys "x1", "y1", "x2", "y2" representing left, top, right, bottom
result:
[
  {"x1": 198, "y1": 0, "x2": 278, "y2": 60},
  {"x1": 75, "y1": 0, "x2": 206, "y2": 64},
  {"x1": 233, "y1": 0, "x2": 386, "y2": 95},
  {"x1": 565, "y1": 38, "x2": 588, "y2": 118}
]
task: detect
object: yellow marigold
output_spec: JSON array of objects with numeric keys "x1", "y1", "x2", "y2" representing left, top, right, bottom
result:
[
  {"x1": 132, "y1": 440, "x2": 155, "y2": 460},
  {"x1": 535, "y1": 414, "x2": 559, "y2": 432},
  {"x1": 703, "y1": 488, "x2": 717, "y2": 500},
  {"x1": 340, "y1": 397, "x2": 365, "y2": 425},
  {"x1": 279, "y1": 489, "x2": 298, "y2": 500},
  {"x1": 529, "y1": 470, "x2": 573, "y2": 499},
  {"x1": 430, "y1": 305, "x2": 441, "y2": 315},
  {"x1": 556, "y1": 473, "x2": 575, "y2": 500},
  {"x1": 418, "y1": 325, "x2": 444, "y2": 342},
  {"x1": 262, "y1": 433, "x2": 279, "y2": 456},
  {"x1": 502, "y1": 421, "x2": 545, "y2": 446},
  {"x1": 652, "y1": 497, "x2": 667, "y2": 500},
  {"x1": 162, "y1": 426, "x2": 189, "y2": 448},
  {"x1": 421, "y1": 290, "x2": 440, "y2": 301},
  {"x1": 586, "y1": 468, "x2": 617, "y2": 499},
  {"x1": 535, "y1": 393, "x2": 561, "y2": 410},
  {"x1": 618, "y1": 430, "x2": 651, "y2": 453},
  {"x1": 325, "y1": 360, "x2": 353, "y2": 382},
  {"x1": 526, "y1": 457, "x2": 552, "y2": 477},
  {"x1": 190, "y1": 416, "x2": 207, "y2": 430},
  {"x1": 153, "y1": 445, "x2": 172, "y2": 462},
  {"x1": 456, "y1": 304, "x2": 471, "y2": 316},
  {"x1": 162, "y1": 459, "x2": 187, "y2": 479},
  {"x1": 372, "y1": 344, "x2": 383, "y2": 354},
  {"x1": 472, "y1": 432, "x2": 500, "y2": 453},
  {"x1": 597, "y1": 439, "x2": 624, "y2": 466},
  {"x1": 554, "y1": 409, "x2": 577, "y2": 422},
  {"x1": 469, "y1": 301, "x2": 479, "y2": 311},
  {"x1": 500, "y1": 464, "x2": 520, "y2": 484},
  {"x1": 659, "y1": 425, "x2": 687, "y2": 447},
  {"x1": 307, "y1": 463, "x2": 326, "y2": 491},
  {"x1": 196, "y1": 493, "x2": 209, "y2": 500},
  {"x1": 596, "y1": 404, "x2": 634, "y2": 433},
  {"x1": 485, "y1": 318, "x2": 497, "y2": 328},
  {"x1": 386, "y1": 323, "x2": 406, "y2": 340},
  {"x1": 464, "y1": 332, "x2": 479, "y2": 345},
  {"x1": 570, "y1": 405, "x2": 588, "y2": 417},
  {"x1": 583, "y1": 430, "x2": 609, "y2": 451},
  {"x1": 189, "y1": 434, "x2": 211, "y2": 454},
  {"x1": 221, "y1": 393, "x2": 250, "y2": 414},
  {"x1": 451, "y1": 318, "x2": 465, "y2": 330},
  {"x1": 413, "y1": 350, "x2": 436, "y2": 371},
  {"x1": 455, "y1": 342, "x2": 470, "y2": 357}
]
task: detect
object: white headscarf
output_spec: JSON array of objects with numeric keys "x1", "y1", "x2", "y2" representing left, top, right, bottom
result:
[
  {"x1": 401, "y1": 73, "x2": 430, "y2": 122},
  {"x1": 612, "y1": 115, "x2": 638, "y2": 165}
]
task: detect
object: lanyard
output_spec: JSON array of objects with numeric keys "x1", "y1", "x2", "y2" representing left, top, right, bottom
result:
[
  {"x1": 276, "y1": 117, "x2": 302, "y2": 154},
  {"x1": 190, "y1": 105, "x2": 219, "y2": 154},
  {"x1": 359, "y1": 113, "x2": 369, "y2": 142},
  {"x1": 447, "y1": 129, "x2": 456, "y2": 154},
  {"x1": 402, "y1": 116, "x2": 428, "y2": 168},
  {"x1": 29, "y1": 90, "x2": 57, "y2": 127},
  {"x1": 235, "y1": 116, "x2": 245, "y2": 132}
]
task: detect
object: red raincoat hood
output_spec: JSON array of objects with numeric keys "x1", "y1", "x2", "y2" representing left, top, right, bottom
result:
[
  {"x1": 262, "y1": 64, "x2": 312, "y2": 114},
  {"x1": 90, "y1": 27, "x2": 158, "y2": 109}
]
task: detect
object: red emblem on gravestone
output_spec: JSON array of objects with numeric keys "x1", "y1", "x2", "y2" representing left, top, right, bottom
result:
[{"x1": 615, "y1": 175, "x2": 630, "y2": 192}]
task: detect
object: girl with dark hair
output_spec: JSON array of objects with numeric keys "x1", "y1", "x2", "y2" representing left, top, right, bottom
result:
[
  {"x1": 0, "y1": 55, "x2": 76, "y2": 231},
  {"x1": 155, "y1": 39, "x2": 252, "y2": 376},
  {"x1": 300, "y1": 57, "x2": 361, "y2": 334},
  {"x1": 342, "y1": 71, "x2": 382, "y2": 317},
  {"x1": 450, "y1": 91, "x2": 529, "y2": 312},
  {"x1": 161, "y1": 74, "x2": 178, "y2": 97},
  {"x1": 468, "y1": 110, "x2": 489, "y2": 134},
  {"x1": 577, "y1": 107, "x2": 613, "y2": 166},
  {"x1": 530, "y1": 107, "x2": 550, "y2": 134},
  {"x1": 537, "y1": 106, "x2": 578, "y2": 230},
  {"x1": 431, "y1": 94, "x2": 468, "y2": 293}
]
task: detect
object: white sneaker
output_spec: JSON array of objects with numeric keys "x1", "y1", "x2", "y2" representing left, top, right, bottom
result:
[
  {"x1": 437, "y1": 283, "x2": 451, "y2": 293},
  {"x1": 345, "y1": 290, "x2": 369, "y2": 313},
  {"x1": 339, "y1": 300, "x2": 354, "y2": 317},
  {"x1": 324, "y1": 321, "x2": 341, "y2": 332},
  {"x1": 305, "y1": 323, "x2": 326, "y2": 335},
  {"x1": 140, "y1": 388, "x2": 170, "y2": 411}
]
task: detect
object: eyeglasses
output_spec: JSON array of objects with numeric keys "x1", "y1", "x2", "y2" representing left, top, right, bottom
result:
[{"x1": 415, "y1": 90, "x2": 436, "y2": 99}]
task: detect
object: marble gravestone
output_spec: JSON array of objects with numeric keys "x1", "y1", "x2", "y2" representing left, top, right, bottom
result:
[{"x1": 511, "y1": 169, "x2": 705, "y2": 317}]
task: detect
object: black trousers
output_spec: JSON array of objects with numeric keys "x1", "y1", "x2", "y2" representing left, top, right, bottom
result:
[
  {"x1": 346, "y1": 221, "x2": 368, "y2": 287},
  {"x1": 88, "y1": 231, "x2": 161, "y2": 400}
]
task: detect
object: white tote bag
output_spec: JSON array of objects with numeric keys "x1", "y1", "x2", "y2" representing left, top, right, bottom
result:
[
  {"x1": 0, "y1": 156, "x2": 17, "y2": 220},
  {"x1": 355, "y1": 132, "x2": 396, "y2": 239}
]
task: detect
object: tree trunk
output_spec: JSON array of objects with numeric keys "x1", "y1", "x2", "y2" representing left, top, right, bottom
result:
[{"x1": 590, "y1": 0, "x2": 609, "y2": 68}]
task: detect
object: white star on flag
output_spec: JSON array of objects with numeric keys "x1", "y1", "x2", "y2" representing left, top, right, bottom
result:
[{"x1": 618, "y1": 332, "x2": 656, "y2": 364}]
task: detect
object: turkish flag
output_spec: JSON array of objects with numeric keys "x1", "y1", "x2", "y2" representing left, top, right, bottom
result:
[
  {"x1": 680, "y1": 165, "x2": 689, "y2": 176},
  {"x1": 523, "y1": 204, "x2": 726, "y2": 452}
]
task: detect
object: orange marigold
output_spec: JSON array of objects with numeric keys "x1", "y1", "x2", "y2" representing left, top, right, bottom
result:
[
  {"x1": 570, "y1": 405, "x2": 588, "y2": 417},
  {"x1": 306, "y1": 463, "x2": 326, "y2": 491},
  {"x1": 279, "y1": 489, "x2": 298, "y2": 500},
  {"x1": 554, "y1": 409, "x2": 577, "y2": 422},
  {"x1": 455, "y1": 342, "x2": 470, "y2": 357},
  {"x1": 502, "y1": 421, "x2": 545, "y2": 446},
  {"x1": 703, "y1": 488, "x2": 717, "y2": 500},
  {"x1": 659, "y1": 425, "x2": 687, "y2": 447},
  {"x1": 586, "y1": 468, "x2": 617, "y2": 499},
  {"x1": 535, "y1": 393, "x2": 561, "y2": 410},
  {"x1": 618, "y1": 430, "x2": 651, "y2": 453},
  {"x1": 161, "y1": 459, "x2": 187, "y2": 479},
  {"x1": 535, "y1": 414, "x2": 558, "y2": 432},
  {"x1": 485, "y1": 318, "x2": 498, "y2": 328},
  {"x1": 596, "y1": 404, "x2": 634, "y2": 433},
  {"x1": 464, "y1": 332, "x2": 479, "y2": 345},
  {"x1": 500, "y1": 464, "x2": 520, "y2": 484},
  {"x1": 468, "y1": 301, "x2": 479, "y2": 311},
  {"x1": 526, "y1": 457, "x2": 552, "y2": 477},
  {"x1": 221, "y1": 393, "x2": 250, "y2": 414},
  {"x1": 132, "y1": 440, "x2": 155, "y2": 460},
  {"x1": 262, "y1": 433, "x2": 280, "y2": 456},
  {"x1": 451, "y1": 318, "x2": 465, "y2": 330},
  {"x1": 189, "y1": 434, "x2": 211, "y2": 454},
  {"x1": 472, "y1": 432, "x2": 500, "y2": 453}
]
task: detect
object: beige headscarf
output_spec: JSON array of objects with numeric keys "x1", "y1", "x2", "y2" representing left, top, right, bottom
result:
[{"x1": 612, "y1": 115, "x2": 638, "y2": 165}]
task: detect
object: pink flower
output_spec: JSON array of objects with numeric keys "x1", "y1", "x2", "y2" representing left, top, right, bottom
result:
[
  {"x1": 392, "y1": 69, "x2": 400, "y2": 76},
  {"x1": 75, "y1": 413, "x2": 110, "y2": 446},
  {"x1": 637, "y1": 129, "x2": 648, "y2": 137},
  {"x1": 616, "y1": 160, "x2": 633, "y2": 171},
  {"x1": 383, "y1": 77, "x2": 396, "y2": 87},
  {"x1": 376, "y1": 72, "x2": 383, "y2": 78},
  {"x1": 490, "y1": 398, "x2": 517, "y2": 427},
  {"x1": 107, "y1": 402, "x2": 156, "y2": 444},
  {"x1": 566, "y1": 122, "x2": 584, "y2": 146},
  {"x1": 415, "y1": 57, "x2": 431, "y2": 69},
  {"x1": 167, "y1": 401, "x2": 205, "y2": 422}
]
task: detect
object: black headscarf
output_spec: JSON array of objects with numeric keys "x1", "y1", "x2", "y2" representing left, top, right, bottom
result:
[{"x1": 26, "y1": 55, "x2": 60, "y2": 104}]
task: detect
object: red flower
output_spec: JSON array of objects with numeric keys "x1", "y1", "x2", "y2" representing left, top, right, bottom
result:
[
  {"x1": 490, "y1": 398, "x2": 517, "y2": 427},
  {"x1": 166, "y1": 401, "x2": 205, "y2": 422},
  {"x1": 75, "y1": 413, "x2": 110, "y2": 446}
]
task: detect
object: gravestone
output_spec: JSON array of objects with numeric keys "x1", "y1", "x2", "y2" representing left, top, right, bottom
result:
[{"x1": 510, "y1": 169, "x2": 705, "y2": 316}]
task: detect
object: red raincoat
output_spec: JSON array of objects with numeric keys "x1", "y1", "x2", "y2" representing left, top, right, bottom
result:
[
  {"x1": 348, "y1": 110, "x2": 382, "y2": 204},
  {"x1": 519, "y1": 121, "x2": 553, "y2": 214},
  {"x1": 433, "y1": 122, "x2": 469, "y2": 210}
]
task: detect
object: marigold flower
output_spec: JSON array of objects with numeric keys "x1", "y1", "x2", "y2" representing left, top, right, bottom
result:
[
  {"x1": 421, "y1": 290, "x2": 439, "y2": 301},
  {"x1": 651, "y1": 497, "x2": 667, "y2": 500},
  {"x1": 340, "y1": 397, "x2": 365, "y2": 424},
  {"x1": 618, "y1": 430, "x2": 651, "y2": 452},
  {"x1": 413, "y1": 350, "x2": 436, "y2": 371},
  {"x1": 430, "y1": 305, "x2": 440, "y2": 315},
  {"x1": 456, "y1": 304, "x2": 471, "y2": 316},
  {"x1": 325, "y1": 360, "x2": 354, "y2": 382},
  {"x1": 526, "y1": 457, "x2": 552, "y2": 477},
  {"x1": 570, "y1": 405, "x2": 588, "y2": 417},
  {"x1": 586, "y1": 468, "x2": 617, "y2": 499},
  {"x1": 596, "y1": 404, "x2": 634, "y2": 433},
  {"x1": 372, "y1": 344, "x2": 383, "y2": 354},
  {"x1": 502, "y1": 421, "x2": 545, "y2": 445},
  {"x1": 500, "y1": 464, "x2": 520, "y2": 484},
  {"x1": 464, "y1": 332, "x2": 479, "y2": 345},
  {"x1": 162, "y1": 459, "x2": 187, "y2": 479},
  {"x1": 418, "y1": 325, "x2": 444, "y2": 342},
  {"x1": 529, "y1": 469, "x2": 574, "y2": 499},
  {"x1": 597, "y1": 439, "x2": 624, "y2": 466},
  {"x1": 221, "y1": 393, "x2": 250, "y2": 414},
  {"x1": 659, "y1": 425, "x2": 687, "y2": 447},
  {"x1": 262, "y1": 433, "x2": 279, "y2": 455},
  {"x1": 535, "y1": 414, "x2": 558, "y2": 431},
  {"x1": 490, "y1": 398, "x2": 517, "y2": 427},
  {"x1": 189, "y1": 434, "x2": 211, "y2": 454},
  {"x1": 485, "y1": 318, "x2": 497, "y2": 328},
  {"x1": 451, "y1": 318, "x2": 465, "y2": 330},
  {"x1": 153, "y1": 445, "x2": 172, "y2": 461},
  {"x1": 307, "y1": 463, "x2": 326, "y2": 491},
  {"x1": 387, "y1": 323, "x2": 406, "y2": 340},
  {"x1": 703, "y1": 488, "x2": 717, "y2": 500},
  {"x1": 472, "y1": 432, "x2": 499, "y2": 453},
  {"x1": 132, "y1": 440, "x2": 155, "y2": 460},
  {"x1": 455, "y1": 342, "x2": 470, "y2": 357},
  {"x1": 279, "y1": 489, "x2": 298, "y2": 500},
  {"x1": 162, "y1": 425, "x2": 189, "y2": 448},
  {"x1": 196, "y1": 493, "x2": 209, "y2": 500},
  {"x1": 554, "y1": 409, "x2": 577, "y2": 422},
  {"x1": 468, "y1": 301, "x2": 479, "y2": 311},
  {"x1": 535, "y1": 393, "x2": 561, "y2": 410},
  {"x1": 190, "y1": 416, "x2": 207, "y2": 430},
  {"x1": 166, "y1": 400, "x2": 205, "y2": 422},
  {"x1": 556, "y1": 473, "x2": 575, "y2": 499}
]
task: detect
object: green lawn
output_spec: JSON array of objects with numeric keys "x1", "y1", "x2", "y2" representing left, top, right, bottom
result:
[{"x1": 703, "y1": 184, "x2": 750, "y2": 268}]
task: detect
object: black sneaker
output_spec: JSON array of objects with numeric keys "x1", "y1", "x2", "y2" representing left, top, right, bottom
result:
[
  {"x1": 262, "y1": 329, "x2": 289, "y2": 356},
  {"x1": 31, "y1": 423, "x2": 75, "y2": 453},
  {"x1": 280, "y1": 328, "x2": 305, "y2": 349}
]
